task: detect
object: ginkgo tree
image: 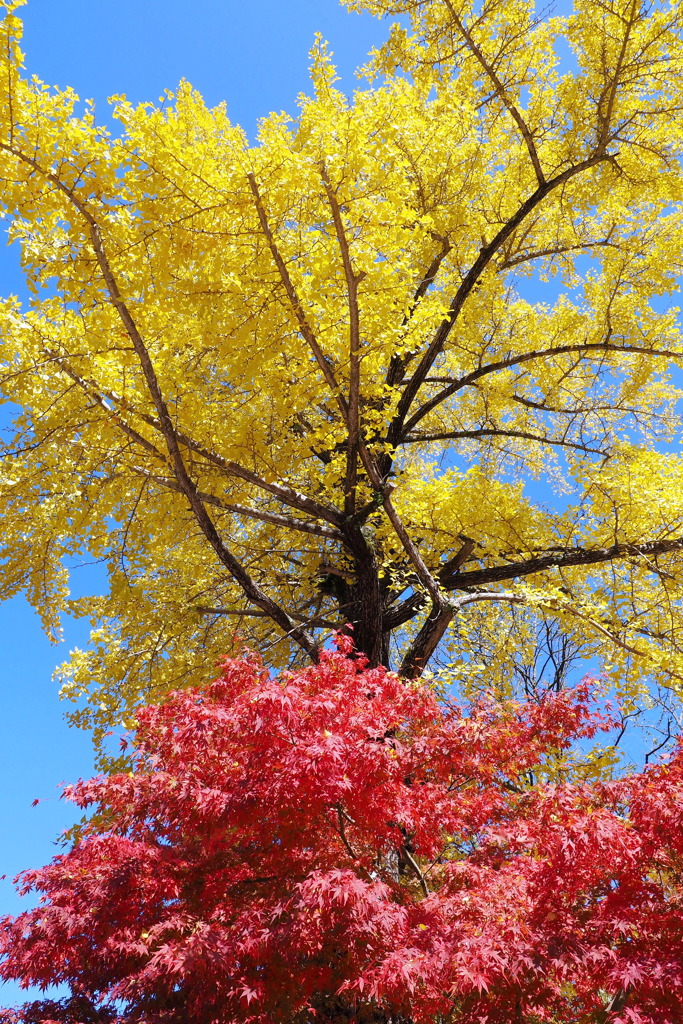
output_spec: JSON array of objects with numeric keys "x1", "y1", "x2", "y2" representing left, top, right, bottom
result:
[{"x1": 1, "y1": 0, "x2": 683, "y2": 735}]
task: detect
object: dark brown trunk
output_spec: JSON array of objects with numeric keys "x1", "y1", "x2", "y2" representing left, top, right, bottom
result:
[
  {"x1": 340, "y1": 525, "x2": 389, "y2": 667},
  {"x1": 307, "y1": 993, "x2": 413, "y2": 1024}
]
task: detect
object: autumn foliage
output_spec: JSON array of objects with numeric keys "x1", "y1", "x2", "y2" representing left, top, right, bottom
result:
[
  {"x1": 4, "y1": 1, "x2": 683, "y2": 724},
  {"x1": 0, "y1": 643, "x2": 682, "y2": 1023}
]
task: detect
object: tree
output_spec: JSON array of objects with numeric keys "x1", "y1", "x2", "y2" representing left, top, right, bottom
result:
[
  {"x1": 1, "y1": 0, "x2": 683, "y2": 737},
  {"x1": 1, "y1": 644, "x2": 683, "y2": 1023}
]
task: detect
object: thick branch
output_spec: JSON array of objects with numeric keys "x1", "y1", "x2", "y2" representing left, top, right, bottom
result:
[
  {"x1": 389, "y1": 153, "x2": 610, "y2": 444},
  {"x1": 0, "y1": 143, "x2": 319, "y2": 659},
  {"x1": 403, "y1": 341, "x2": 683, "y2": 437},
  {"x1": 385, "y1": 536, "x2": 683, "y2": 631},
  {"x1": 399, "y1": 589, "x2": 525, "y2": 679},
  {"x1": 439, "y1": 538, "x2": 476, "y2": 579},
  {"x1": 399, "y1": 602, "x2": 454, "y2": 679},
  {"x1": 447, "y1": 535, "x2": 683, "y2": 589}
]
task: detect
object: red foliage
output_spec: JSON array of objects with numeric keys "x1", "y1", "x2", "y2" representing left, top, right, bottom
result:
[{"x1": 2, "y1": 641, "x2": 683, "y2": 1024}]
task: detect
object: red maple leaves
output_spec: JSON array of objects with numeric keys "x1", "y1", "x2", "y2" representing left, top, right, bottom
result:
[{"x1": 2, "y1": 640, "x2": 683, "y2": 1023}]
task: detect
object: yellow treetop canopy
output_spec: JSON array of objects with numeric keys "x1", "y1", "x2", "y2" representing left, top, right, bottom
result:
[{"x1": 0, "y1": 0, "x2": 682, "y2": 749}]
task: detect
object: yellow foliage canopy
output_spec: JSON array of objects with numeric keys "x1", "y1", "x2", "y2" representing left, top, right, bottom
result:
[{"x1": 0, "y1": 0, "x2": 682, "y2": 742}]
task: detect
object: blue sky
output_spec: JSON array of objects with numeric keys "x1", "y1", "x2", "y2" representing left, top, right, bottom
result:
[{"x1": 0, "y1": 0, "x2": 387, "y2": 1006}]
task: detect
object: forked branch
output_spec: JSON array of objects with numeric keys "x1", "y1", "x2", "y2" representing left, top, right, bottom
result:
[
  {"x1": 389, "y1": 153, "x2": 610, "y2": 443},
  {"x1": 385, "y1": 536, "x2": 683, "y2": 631},
  {"x1": 403, "y1": 341, "x2": 683, "y2": 437},
  {"x1": 44, "y1": 349, "x2": 343, "y2": 527},
  {"x1": 0, "y1": 142, "x2": 319, "y2": 659},
  {"x1": 386, "y1": 234, "x2": 452, "y2": 387}
]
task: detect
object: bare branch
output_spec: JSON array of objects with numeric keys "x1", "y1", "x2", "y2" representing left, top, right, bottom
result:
[{"x1": 453, "y1": 590, "x2": 526, "y2": 611}]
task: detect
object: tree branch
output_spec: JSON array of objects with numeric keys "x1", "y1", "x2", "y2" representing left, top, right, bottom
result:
[
  {"x1": 596, "y1": 0, "x2": 640, "y2": 153},
  {"x1": 446, "y1": 536, "x2": 683, "y2": 589},
  {"x1": 444, "y1": 0, "x2": 546, "y2": 186},
  {"x1": 195, "y1": 605, "x2": 339, "y2": 629},
  {"x1": 359, "y1": 440, "x2": 447, "y2": 610},
  {"x1": 593, "y1": 986, "x2": 629, "y2": 1023},
  {"x1": 388, "y1": 153, "x2": 611, "y2": 444},
  {"x1": 399, "y1": 602, "x2": 455, "y2": 679},
  {"x1": 386, "y1": 234, "x2": 452, "y2": 387},
  {"x1": 0, "y1": 143, "x2": 319, "y2": 659},
  {"x1": 129, "y1": 465, "x2": 343, "y2": 539},
  {"x1": 401, "y1": 845, "x2": 430, "y2": 897},
  {"x1": 335, "y1": 804, "x2": 374, "y2": 883},
  {"x1": 399, "y1": 590, "x2": 526, "y2": 679},
  {"x1": 320, "y1": 163, "x2": 363, "y2": 517},
  {"x1": 247, "y1": 171, "x2": 349, "y2": 425},
  {"x1": 46, "y1": 349, "x2": 168, "y2": 462},
  {"x1": 439, "y1": 538, "x2": 476, "y2": 580},
  {"x1": 43, "y1": 346, "x2": 344, "y2": 527},
  {"x1": 385, "y1": 536, "x2": 683, "y2": 631},
  {"x1": 403, "y1": 341, "x2": 683, "y2": 437},
  {"x1": 403, "y1": 427, "x2": 607, "y2": 457},
  {"x1": 500, "y1": 236, "x2": 617, "y2": 270}
]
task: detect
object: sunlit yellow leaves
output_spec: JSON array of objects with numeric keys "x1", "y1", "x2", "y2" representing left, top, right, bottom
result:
[{"x1": 0, "y1": 0, "x2": 682, "y2": 743}]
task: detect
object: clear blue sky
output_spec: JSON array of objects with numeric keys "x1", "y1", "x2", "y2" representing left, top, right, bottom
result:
[{"x1": 0, "y1": 0, "x2": 388, "y2": 1006}]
